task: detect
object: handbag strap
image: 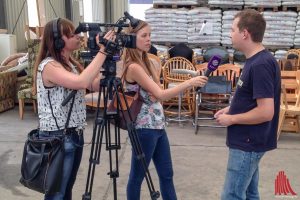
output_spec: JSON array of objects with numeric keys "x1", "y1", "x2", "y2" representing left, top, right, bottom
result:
[
  {"x1": 64, "y1": 92, "x2": 76, "y2": 130},
  {"x1": 47, "y1": 90, "x2": 76, "y2": 131},
  {"x1": 47, "y1": 91, "x2": 60, "y2": 130}
]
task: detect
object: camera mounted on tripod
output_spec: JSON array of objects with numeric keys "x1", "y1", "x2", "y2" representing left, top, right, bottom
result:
[{"x1": 74, "y1": 11, "x2": 139, "y2": 59}]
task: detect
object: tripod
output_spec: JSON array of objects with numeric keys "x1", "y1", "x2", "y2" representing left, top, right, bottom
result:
[{"x1": 82, "y1": 60, "x2": 160, "y2": 200}]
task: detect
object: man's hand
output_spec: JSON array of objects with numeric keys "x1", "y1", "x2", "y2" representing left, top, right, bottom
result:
[
  {"x1": 214, "y1": 106, "x2": 229, "y2": 118},
  {"x1": 215, "y1": 113, "x2": 234, "y2": 127}
]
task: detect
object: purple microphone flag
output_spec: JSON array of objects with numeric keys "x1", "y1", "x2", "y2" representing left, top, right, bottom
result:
[{"x1": 204, "y1": 55, "x2": 222, "y2": 77}]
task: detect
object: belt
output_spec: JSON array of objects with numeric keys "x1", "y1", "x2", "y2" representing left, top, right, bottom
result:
[{"x1": 66, "y1": 127, "x2": 84, "y2": 135}]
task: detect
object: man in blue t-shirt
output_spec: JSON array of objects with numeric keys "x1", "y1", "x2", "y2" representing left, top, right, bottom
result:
[{"x1": 214, "y1": 9, "x2": 280, "y2": 200}]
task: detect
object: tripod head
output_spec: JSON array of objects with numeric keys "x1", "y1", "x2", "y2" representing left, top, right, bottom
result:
[{"x1": 75, "y1": 12, "x2": 139, "y2": 79}]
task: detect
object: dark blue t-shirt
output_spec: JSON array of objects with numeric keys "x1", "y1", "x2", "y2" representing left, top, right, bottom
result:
[{"x1": 227, "y1": 49, "x2": 280, "y2": 152}]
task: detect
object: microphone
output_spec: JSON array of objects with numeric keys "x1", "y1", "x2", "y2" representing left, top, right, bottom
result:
[
  {"x1": 197, "y1": 55, "x2": 222, "y2": 92},
  {"x1": 204, "y1": 55, "x2": 222, "y2": 77},
  {"x1": 124, "y1": 11, "x2": 140, "y2": 29},
  {"x1": 171, "y1": 69, "x2": 198, "y2": 77}
]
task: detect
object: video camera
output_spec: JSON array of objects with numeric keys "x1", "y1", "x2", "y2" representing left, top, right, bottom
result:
[{"x1": 74, "y1": 11, "x2": 139, "y2": 62}]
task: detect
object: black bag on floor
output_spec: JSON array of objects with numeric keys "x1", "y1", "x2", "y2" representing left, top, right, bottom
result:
[
  {"x1": 20, "y1": 90, "x2": 76, "y2": 194},
  {"x1": 20, "y1": 129, "x2": 64, "y2": 194}
]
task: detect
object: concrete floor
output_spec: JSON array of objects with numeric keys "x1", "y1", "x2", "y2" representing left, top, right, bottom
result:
[{"x1": 0, "y1": 106, "x2": 300, "y2": 200}]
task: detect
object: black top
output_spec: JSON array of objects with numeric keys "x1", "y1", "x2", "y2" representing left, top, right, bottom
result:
[
  {"x1": 168, "y1": 43, "x2": 193, "y2": 63},
  {"x1": 227, "y1": 49, "x2": 280, "y2": 152}
]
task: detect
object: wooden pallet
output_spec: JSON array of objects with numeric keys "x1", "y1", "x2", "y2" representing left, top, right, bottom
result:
[
  {"x1": 209, "y1": 5, "x2": 243, "y2": 10},
  {"x1": 153, "y1": 4, "x2": 198, "y2": 9},
  {"x1": 265, "y1": 45, "x2": 291, "y2": 50},
  {"x1": 244, "y1": 6, "x2": 279, "y2": 12},
  {"x1": 282, "y1": 5, "x2": 300, "y2": 12},
  {"x1": 153, "y1": 41, "x2": 189, "y2": 47}
]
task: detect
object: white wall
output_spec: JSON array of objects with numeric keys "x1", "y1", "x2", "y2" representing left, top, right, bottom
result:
[{"x1": 129, "y1": 4, "x2": 152, "y2": 20}]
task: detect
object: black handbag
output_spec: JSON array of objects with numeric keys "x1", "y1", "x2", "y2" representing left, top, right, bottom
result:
[
  {"x1": 20, "y1": 90, "x2": 76, "y2": 194},
  {"x1": 20, "y1": 129, "x2": 64, "y2": 194}
]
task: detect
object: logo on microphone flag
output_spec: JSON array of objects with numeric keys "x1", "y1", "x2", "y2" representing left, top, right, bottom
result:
[{"x1": 275, "y1": 171, "x2": 297, "y2": 198}]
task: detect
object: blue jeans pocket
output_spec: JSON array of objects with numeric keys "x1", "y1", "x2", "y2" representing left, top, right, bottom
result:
[{"x1": 64, "y1": 136, "x2": 76, "y2": 153}]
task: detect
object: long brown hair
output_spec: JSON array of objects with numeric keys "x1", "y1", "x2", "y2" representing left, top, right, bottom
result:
[
  {"x1": 32, "y1": 18, "x2": 83, "y2": 95},
  {"x1": 122, "y1": 20, "x2": 159, "y2": 84}
]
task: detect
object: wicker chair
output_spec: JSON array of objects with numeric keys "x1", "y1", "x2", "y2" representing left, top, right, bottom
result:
[{"x1": 162, "y1": 57, "x2": 196, "y2": 126}]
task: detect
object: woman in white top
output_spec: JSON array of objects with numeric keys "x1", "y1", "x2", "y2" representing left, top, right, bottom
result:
[{"x1": 32, "y1": 18, "x2": 114, "y2": 200}]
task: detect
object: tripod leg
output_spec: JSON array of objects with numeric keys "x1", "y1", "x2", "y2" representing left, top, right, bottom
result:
[
  {"x1": 105, "y1": 118, "x2": 121, "y2": 200},
  {"x1": 82, "y1": 87, "x2": 107, "y2": 200},
  {"x1": 83, "y1": 77, "x2": 160, "y2": 200}
]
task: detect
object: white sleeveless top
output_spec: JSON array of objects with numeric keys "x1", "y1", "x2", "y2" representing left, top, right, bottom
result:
[{"x1": 37, "y1": 57, "x2": 86, "y2": 131}]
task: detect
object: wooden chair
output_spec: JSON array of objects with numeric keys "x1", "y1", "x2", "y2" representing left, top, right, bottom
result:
[
  {"x1": 195, "y1": 62, "x2": 218, "y2": 77},
  {"x1": 277, "y1": 84, "x2": 300, "y2": 140},
  {"x1": 193, "y1": 63, "x2": 239, "y2": 134},
  {"x1": 280, "y1": 58, "x2": 298, "y2": 71},
  {"x1": 18, "y1": 39, "x2": 39, "y2": 119},
  {"x1": 162, "y1": 57, "x2": 196, "y2": 124},
  {"x1": 286, "y1": 49, "x2": 300, "y2": 69},
  {"x1": 280, "y1": 70, "x2": 299, "y2": 104},
  {"x1": 217, "y1": 64, "x2": 241, "y2": 89}
]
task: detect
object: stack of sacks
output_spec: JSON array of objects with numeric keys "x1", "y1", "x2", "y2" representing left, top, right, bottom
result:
[
  {"x1": 274, "y1": 50, "x2": 288, "y2": 60},
  {"x1": 153, "y1": 0, "x2": 202, "y2": 5},
  {"x1": 208, "y1": 0, "x2": 244, "y2": 8},
  {"x1": 244, "y1": 0, "x2": 281, "y2": 7},
  {"x1": 145, "y1": 8, "x2": 189, "y2": 43},
  {"x1": 221, "y1": 10, "x2": 240, "y2": 46},
  {"x1": 262, "y1": 11, "x2": 297, "y2": 48},
  {"x1": 282, "y1": 0, "x2": 300, "y2": 6},
  {"x1": 294, "y1": 12, "x2": 300, "y2": 47},
  {"x1": 187, "y1": 7, "x2": 222, "y2": 45}
]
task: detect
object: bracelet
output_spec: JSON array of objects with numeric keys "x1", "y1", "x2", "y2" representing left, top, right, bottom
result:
[{"x1": 98, "y1": 50, "x2": 108, "y2": 56}]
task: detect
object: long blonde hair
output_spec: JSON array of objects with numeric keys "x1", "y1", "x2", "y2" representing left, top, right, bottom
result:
[{"x1": 122, "y1": 20, "x2": 159, "y2": 84}]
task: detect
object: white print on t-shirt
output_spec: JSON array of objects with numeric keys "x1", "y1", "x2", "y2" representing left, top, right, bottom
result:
[{"x1": 237, "y1": 79, "x2": 243, "y2": 88}]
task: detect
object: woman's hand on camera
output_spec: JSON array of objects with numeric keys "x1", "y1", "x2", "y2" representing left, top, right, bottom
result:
[
  {"x1": 189, "y1": 76, "x2": 208, "y2": 88},
  {"x1": 96, "y1": 30, "x2": 116, "y2": 50}
]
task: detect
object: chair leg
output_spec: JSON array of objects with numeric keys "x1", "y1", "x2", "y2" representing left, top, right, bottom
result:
[
  {"x1": 277, "y1": 109, "x2": 286, "y2": 140},
  {"x1": 19, "y1": 98, "x2": 24, "y2": 119},
  {"x1": 33, "y1": 99, "x2": 37, "y2": 113},
  {"x1": 194, "y1": 93, "x2": 200, "y2": 134}
]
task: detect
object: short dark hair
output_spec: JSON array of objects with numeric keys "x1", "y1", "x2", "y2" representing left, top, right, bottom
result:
[{"x1": 234, "y1": 9, "x2": 266, "y2": 43}]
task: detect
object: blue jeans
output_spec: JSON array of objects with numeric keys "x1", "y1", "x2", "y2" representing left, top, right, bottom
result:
[
  {"x1": 127, "y1": 129, "x2": 177, "y2": 200},
  {"x1": 221, "y1": 148, "x2": 265, "y2": 200},
  {"x1": 39, "y1": 129, "x2": 84, "y2": 200}
]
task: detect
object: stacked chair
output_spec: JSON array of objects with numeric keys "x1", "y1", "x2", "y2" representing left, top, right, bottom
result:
[{"x1": 193, "y1": 47, "x2": 240, "y2": 134}]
